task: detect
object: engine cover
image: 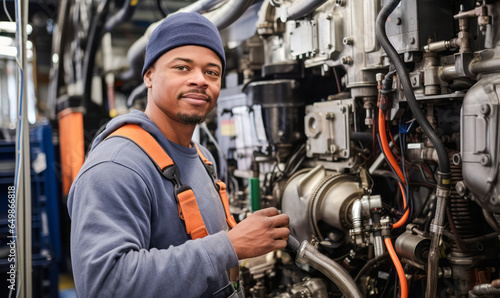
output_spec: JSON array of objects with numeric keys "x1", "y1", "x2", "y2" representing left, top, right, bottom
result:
[{"x1": 461, "y1": 74, "x2": 500, "y2": 212}]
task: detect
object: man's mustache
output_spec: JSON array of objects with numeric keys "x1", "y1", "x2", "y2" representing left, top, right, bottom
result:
[{"x1": 178, "y1": 89, "x2": 212, "y2": 102}]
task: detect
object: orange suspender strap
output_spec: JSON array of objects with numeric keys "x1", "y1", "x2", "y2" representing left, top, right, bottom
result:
[
  {"x1": 194, "y1": 144, "x2": 237, "y2": 229},
  {"x1": 106, "y1": 124, "x2": 208, "y2": 239}
]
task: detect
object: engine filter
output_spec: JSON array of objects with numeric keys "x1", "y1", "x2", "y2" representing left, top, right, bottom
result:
[{"x1": 244, "y1": 79, "x2": 305, "y2": 146}]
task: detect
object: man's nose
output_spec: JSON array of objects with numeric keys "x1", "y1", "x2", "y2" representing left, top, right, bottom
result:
[{"x1": 188, "y1": 69, "x2": 208, "y2": 88}]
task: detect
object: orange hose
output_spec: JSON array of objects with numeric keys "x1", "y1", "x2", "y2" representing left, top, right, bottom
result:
[
  {"x1": 384, "y1": 237, "x2": 408, "y2": 298},
  {"x1": 378, "y1": 110, "x2": 405, "y2": 183},
  {"x1": 392, "y1": 183, "x2": 409, "y2": 229},
  {"x1": 378, "y1": 110, "x2": 410, "y2": 228}
]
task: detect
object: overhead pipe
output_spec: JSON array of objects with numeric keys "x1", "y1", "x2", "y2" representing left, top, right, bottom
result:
[
  {"x1": 203, "y1": 0, "x2": 255, "y2": 30},
  {"x1": 279, "y1": 0, "x2": 328, "y2": 22},
  {"x1": 119, "y1": 0, "x2": 250, "y2": 81},
  {"x1": 119, "y1": 0, "x2": 228, "y2": 80}
]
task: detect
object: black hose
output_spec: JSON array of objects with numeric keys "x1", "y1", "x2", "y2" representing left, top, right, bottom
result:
[
  {"x1": 82, "y1": 0, "x2": 137, "y2": 111},
  {"x1": 286, "y1": 234, "x2": 301, "y2": 253},
  {"x1": 375, "y1": 0, "x2": 450, "y2": 180},
  {"x1": 81, "y1": 0, "x2": 112, "y2": 111}
]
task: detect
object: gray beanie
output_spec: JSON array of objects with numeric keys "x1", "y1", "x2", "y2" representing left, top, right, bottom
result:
[{"x1": 141, "y1": 12, "x2": 226, "y2": 77}]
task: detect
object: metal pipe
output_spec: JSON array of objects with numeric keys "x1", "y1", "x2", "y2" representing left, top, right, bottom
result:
[
  {"x1": 440, "y1": 65, "x2": 460, "y2": 81},
  {"x1": 203, "y1": 0, "x2": 254, "y2": 30},
  {"x1": 470, "y1": 57, "x2": 500, "y2": 75},
  {"x1": 296, "y1": 241, "x2": 362, "y2": 298},
  {"x1": 279, "y1": 0, "x2": 328, "y2": 22},
  {"x1": 470, "y1": 283, "x2": 500, "y2": 295},
  {"x1": 374, "y1": 235, "x2": 384, "y2": 257},
  {"x1": 179, "y1": 0, "x2": 227, "y2": 13},
  {"x1": 427, "y1": 192, "x2": 447, "y2": 298},
  {"x1": 352, "y1": 199, "x2": 361, "y2": 229}
]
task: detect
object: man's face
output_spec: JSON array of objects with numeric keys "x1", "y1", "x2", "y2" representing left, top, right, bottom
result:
[{"x1": 144, "y1": 45, "x2": 222, "y2": 125}]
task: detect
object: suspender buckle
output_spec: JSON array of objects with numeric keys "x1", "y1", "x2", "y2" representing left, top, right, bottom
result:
[{"x1": 162, "y1": 165, "x2": 182, "y2": 187}]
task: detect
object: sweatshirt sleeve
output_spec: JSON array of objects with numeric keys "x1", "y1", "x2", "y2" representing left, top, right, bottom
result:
[{"x1": 67, "y1": 160, "x2": 239, "y2": 298}]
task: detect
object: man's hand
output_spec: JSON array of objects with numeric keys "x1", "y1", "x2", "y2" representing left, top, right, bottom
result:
[{"x1": 227, "y1": 207, "x2": 290, "y2": 259}]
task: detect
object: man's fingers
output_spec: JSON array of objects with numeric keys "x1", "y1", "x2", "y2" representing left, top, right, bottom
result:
[
  {"x1": 273, "y1": 227, "x2": 290, "y2": 240},
  {"x1": 270, "y1": 213, "x2": 290, "y2": 228},
  {"x1": 273, "y1": 239, "x2": 287, "y2": 250},
  {"x1": 256, "y1": 207, "x2": 279, "y2": 216}
]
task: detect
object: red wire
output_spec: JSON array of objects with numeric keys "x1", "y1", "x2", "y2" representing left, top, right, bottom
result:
[{"x1": 385, "y1": 237, "x2": 408, "y2": 298}]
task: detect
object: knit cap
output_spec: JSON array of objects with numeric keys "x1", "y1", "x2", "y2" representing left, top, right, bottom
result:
[{"x1": 141, "y1": 12, "x2": 225, "y2": 77}]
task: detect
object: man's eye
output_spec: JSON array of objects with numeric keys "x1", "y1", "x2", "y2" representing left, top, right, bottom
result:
[
  {"x1": 175, "y1": 66, "x2": 189, "y2": 71},
  {"x1": 205, "y1": 70, "x2": 219, "y2": 77}
]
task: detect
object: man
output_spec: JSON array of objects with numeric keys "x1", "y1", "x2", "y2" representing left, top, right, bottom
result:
[{"x1": 67, "y1": 12, "x2": 290, "y2": 298}]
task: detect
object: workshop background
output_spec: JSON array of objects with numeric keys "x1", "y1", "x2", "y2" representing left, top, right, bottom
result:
[{"x1": 1, "y1": 0, "x2": 500, "y2": 297}]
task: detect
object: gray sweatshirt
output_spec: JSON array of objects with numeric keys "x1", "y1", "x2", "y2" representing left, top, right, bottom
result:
[{"x1": 67, "y1": 110, "x2": 239, "y2": 297}]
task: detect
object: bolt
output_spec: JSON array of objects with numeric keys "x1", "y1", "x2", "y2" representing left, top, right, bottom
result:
[
  {"x1": 456, "y1": 181, "x2": 468, "y2": 196},
  {"x1": 480, "y1": 103, "x2": 491, "y2": 115},
  {"x1": 341, "y1": 56, "x2": 353, "y2": 65},
  {"x1": 343, "y1": 37, "x2": 354, "y2": 46},
  {"x1": 336, "y1": 0, "x2": 346, "y2": 6},
  {"x1": 326, "y1": 112, "x2": 335, "y2": 120},
  {"x1": 410, "y1": 37, "x2": 416, "y2": 44},
  {"x1": 395, "y1": 17, "x2": 402, "y2": 25},
  {"x1": 340, "y1": 106, "x2": 346, "y2": 113},
  {"x1": 481, "y1": 154, "x2": 491, "y2": 166},
  {"x1": 330, "y1": 144, "x2": 337, "y2": 153}
]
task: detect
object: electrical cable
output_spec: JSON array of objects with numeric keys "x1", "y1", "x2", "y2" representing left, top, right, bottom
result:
[
  {"x1": 3, "y1": 0, "x2": 13, "y2": 22},
  {"x1": 156, "y1": 0, "x2": 170, "y2": 17},
  {"x1": 200, "y1": 122, "x2": 228, "y2": 182},
  {"x1": 384, "y1": 237, "x2": 408, "y2": 298},
  {"x1": 353, "y1": 253, "x2": 390, "y2": 282},
  {"x1": 399, "y1": 127, "x2": 414, "y2": 221}
]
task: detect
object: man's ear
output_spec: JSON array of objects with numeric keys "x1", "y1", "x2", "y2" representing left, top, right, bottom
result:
[{"x1": 143, "y1": 66, "x2": 154, "y2": 88}]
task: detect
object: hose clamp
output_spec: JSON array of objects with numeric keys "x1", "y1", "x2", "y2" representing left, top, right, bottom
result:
[{"x1": 430, "y1": 223, "x2": 443, "y2": 235}]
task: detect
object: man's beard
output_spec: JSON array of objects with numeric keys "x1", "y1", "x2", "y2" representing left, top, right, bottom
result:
[{"x1": 177, "y1": 113, "x2": 206, "y2": 125}]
